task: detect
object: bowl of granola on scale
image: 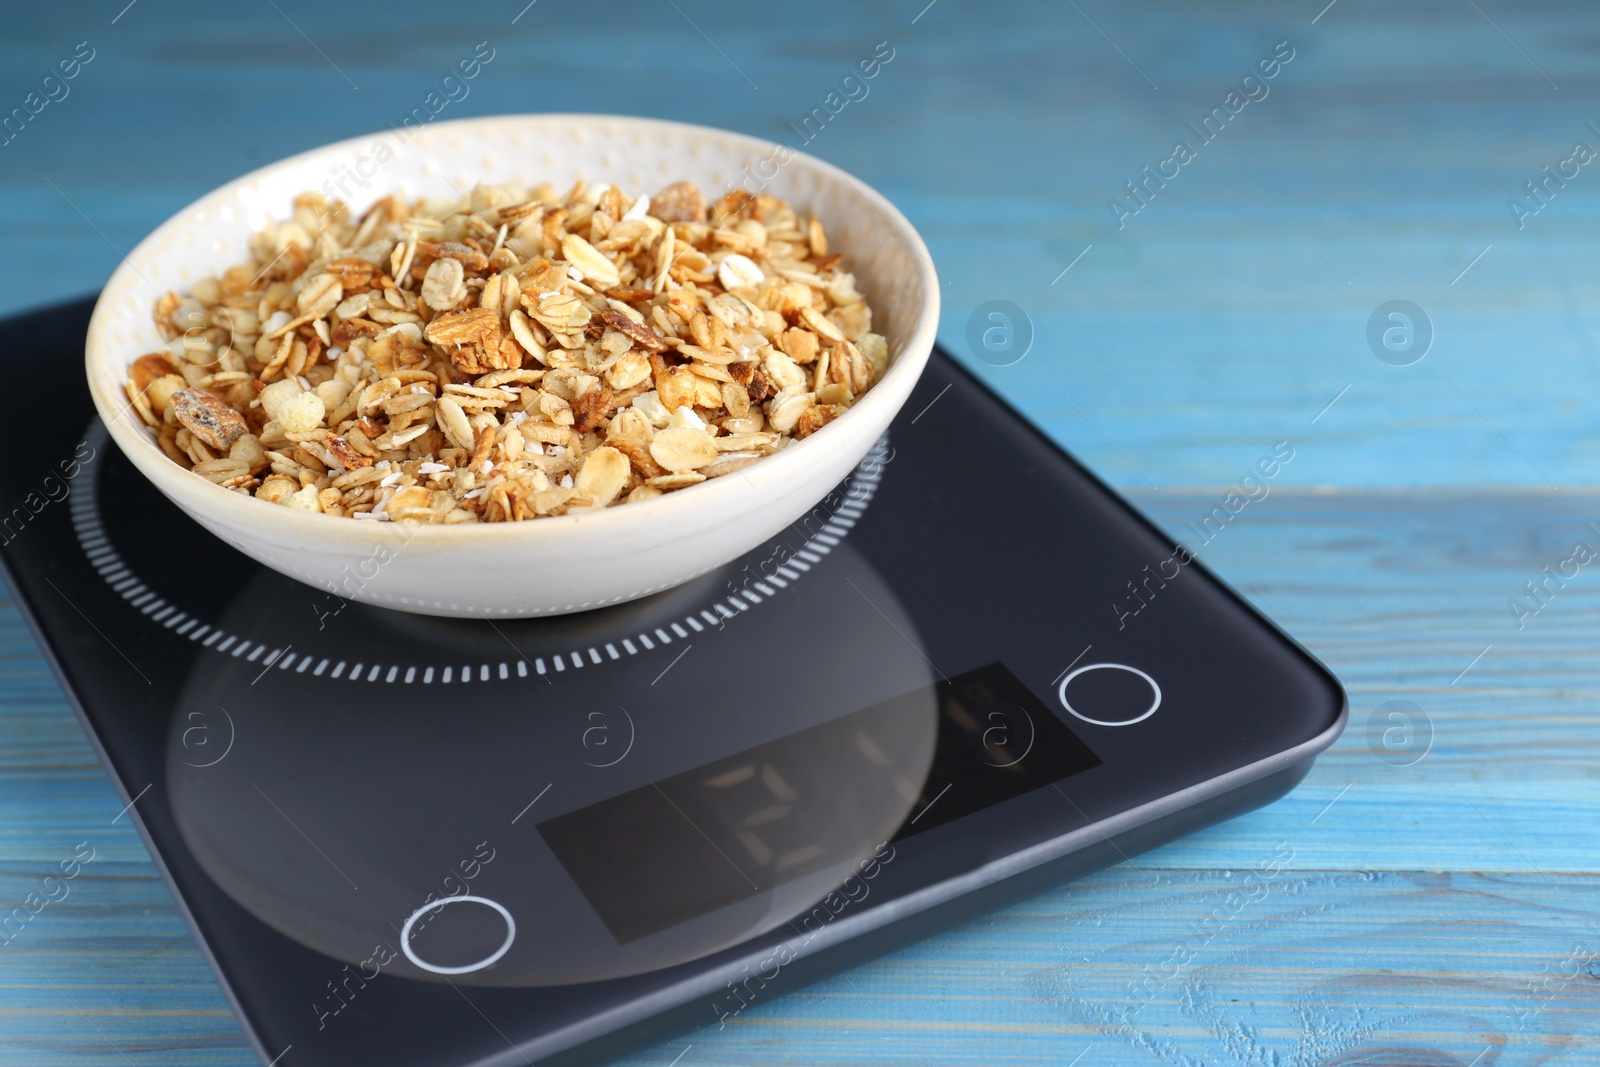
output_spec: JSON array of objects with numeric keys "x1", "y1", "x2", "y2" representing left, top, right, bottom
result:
[{"x1": 85, "y1": 116, "x2": 938, "y2": 617}]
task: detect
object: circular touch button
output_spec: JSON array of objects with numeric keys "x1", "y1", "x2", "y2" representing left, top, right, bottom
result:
[
  {"x1": 1058, "y1": 663, "x2": 1161, "y2": 727},
  {"x1": 400, "y1": 895, "x2": 516, "y2": 975}
]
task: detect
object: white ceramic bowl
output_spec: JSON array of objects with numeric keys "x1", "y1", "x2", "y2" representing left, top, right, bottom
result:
[{"x1": 85, "y1": 114, "x2": 938, "y2": 617}]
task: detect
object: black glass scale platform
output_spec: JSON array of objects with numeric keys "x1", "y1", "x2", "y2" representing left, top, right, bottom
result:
[{"x1": 0, "y1": 297, "x2": 1344, "y2": 1067}]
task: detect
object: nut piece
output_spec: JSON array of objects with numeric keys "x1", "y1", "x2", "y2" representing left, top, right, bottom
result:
[
  {"x1": 572, "y1": 387, "x2": 616, "y2": 433},
  {"x1": 745, "y1": 368, "x2": 776, "y2": 404},
  {"x1": 599, "y1": 308, "x2": 666, "y2": 352},
  {"x1": 172, "y1": 389, "x2": 247, "y2": 450},
  {"x1": 426, "y1": 305, "x2": 500, "y2": 346},
  {"x1": 649, "y1": 426, "x2": 718, "y2": 472},
  {"x1": 325, "y1": 433, "x2": 372, "y2": 469},
  {"x1": 648, "y1": 181, "x2": 706, "y2": 223}
]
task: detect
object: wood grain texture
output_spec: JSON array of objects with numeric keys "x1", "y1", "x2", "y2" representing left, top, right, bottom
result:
[
  {"x1": 3, "y1": 0, "x2": 1599, "y2": 1063},
  {"x1": 3, "y1": 0, "x2": 1599, "y2": 487}
]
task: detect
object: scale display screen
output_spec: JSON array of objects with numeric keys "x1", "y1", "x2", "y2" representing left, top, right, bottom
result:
[{"x1": 538, "y1": 662, "x2": 1101, "y2": 942}]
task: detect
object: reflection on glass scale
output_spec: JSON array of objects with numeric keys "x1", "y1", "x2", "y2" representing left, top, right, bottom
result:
[{"x1": 167, "y1": 538, "x2": 944, "y2": 986}]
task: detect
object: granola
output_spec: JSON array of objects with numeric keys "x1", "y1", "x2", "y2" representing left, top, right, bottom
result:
[{"x1": 125, "y1": 180, "x2": 888, "y2": 522}]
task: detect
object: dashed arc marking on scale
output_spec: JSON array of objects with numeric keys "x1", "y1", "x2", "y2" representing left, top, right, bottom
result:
[{"x1": 68, "y1": 425, "x2": 890, "y2": 686}]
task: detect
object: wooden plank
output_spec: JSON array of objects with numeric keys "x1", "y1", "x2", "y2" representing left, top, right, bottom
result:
[
  {"x1": 3, "y1": 1, "x2": 1599, "y2": 487},
  {"x1": 1135, "y1": 489, "x2": 1600, "y2": 875},
  {"x1": 697, "y1": 868, "x2": 1600, "y2": 1067}
]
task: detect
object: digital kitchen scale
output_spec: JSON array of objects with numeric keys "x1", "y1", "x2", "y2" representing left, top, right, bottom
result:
[{"x1": 0, "y1": 297, "x2": 1345, "y2": 1067}]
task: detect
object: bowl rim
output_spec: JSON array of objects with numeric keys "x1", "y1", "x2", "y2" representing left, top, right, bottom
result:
[{"x1": 84, "y1": 112, "x2": 940, "y2": 549}]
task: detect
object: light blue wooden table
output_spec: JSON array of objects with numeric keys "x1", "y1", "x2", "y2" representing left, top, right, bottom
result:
[{"x1": 3, "y1": 1, "x2": 1599, "y2": 1063}]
